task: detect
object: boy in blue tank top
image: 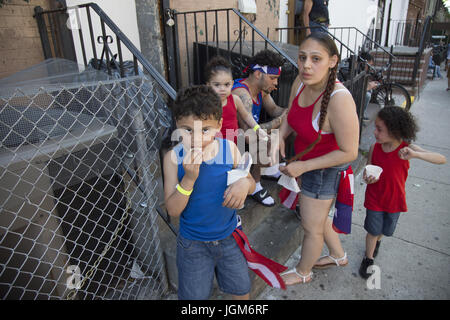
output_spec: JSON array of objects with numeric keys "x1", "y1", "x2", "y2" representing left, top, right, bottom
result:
[{"x1": 163, "y1": 85, "x2": 255, "y2": 300}]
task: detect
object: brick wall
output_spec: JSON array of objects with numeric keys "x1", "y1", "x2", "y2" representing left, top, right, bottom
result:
[
  {"x1": 0, "y1": 0, "x2": 52, "y2": 79},
  {"x1": 371, "y1": 47, "x2": 433, "y2": 95}
]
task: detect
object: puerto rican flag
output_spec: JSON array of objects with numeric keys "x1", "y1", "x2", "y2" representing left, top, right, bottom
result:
[
  {"x1": 332, "y1": 167, "x2": 354, "y2": 234},
  {"x1": 279, "y1": 187, "x2": 299, "y2": 210},
  {"x1": 232, "y1": 229, "x2": 288, "y2": 290}
]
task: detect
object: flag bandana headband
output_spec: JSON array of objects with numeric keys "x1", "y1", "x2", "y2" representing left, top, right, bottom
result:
[{"x1": 243, "y1": 64, "x2": 282, "y2": 75}]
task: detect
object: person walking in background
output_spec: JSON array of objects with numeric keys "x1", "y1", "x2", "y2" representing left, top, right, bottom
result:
[
  {"x1": 359, "y1": 106, "x2": 446, "y2": 279},
  {"x1": 429, "y1": 53, "x2": 442, "y2": 79},
  {"x1": 232, "y1": 49, "x2": 287, "y2": 207},
  {"x1": 431, "y1": 51, "x2": 442, "y2": 79},
  {"x1": 276, "y1": 33, "x2": 359, "y2": 285},
  {"x1": 303, "y1": 0, "x2": 330, "y2": 36}
]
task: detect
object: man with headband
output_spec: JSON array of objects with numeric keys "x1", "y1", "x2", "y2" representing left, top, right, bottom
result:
[{"x1": 232, "y1": 49, "x2": 287, "y2": 207}]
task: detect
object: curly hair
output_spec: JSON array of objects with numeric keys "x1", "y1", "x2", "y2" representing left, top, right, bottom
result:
[
  {"x1": 204, "y1": 55, "x2": 232, "y2": 82},
  {"x1": 377, "y1": 106, "x2": 418, "y2": 142},
  {"x1": 245, "y1": 49, "x2": 285, "y2": 75},
  {"x1": 172, "y1": 85, "x2": 222, "y2": 121}
]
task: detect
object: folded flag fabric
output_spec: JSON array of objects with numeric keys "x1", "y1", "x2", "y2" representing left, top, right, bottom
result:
[
  {"x1": 279, "y1": 185, "x2": 299, "y2": 210},
  {"x1": 332, "y1": 166, "x2": 354, "y2": 234},
  {"x1": 232, "y1": 228, "x2": 288, "y2": 290}
]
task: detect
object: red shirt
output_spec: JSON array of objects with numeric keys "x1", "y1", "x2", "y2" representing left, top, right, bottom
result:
[
  {"x1": 364, "y1": 141, "x2": 410, "y2": 213},
  {"x1": 219, "y1": 95, "x2": 239, "y2": 143},
  {"x1": 287, "y1": 84, "x2": 339, "y2": 160}
]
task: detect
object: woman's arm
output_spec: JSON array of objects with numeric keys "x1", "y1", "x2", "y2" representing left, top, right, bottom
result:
[{"x1": 276, "y1": 76, "x2": 302, "y2": 160}]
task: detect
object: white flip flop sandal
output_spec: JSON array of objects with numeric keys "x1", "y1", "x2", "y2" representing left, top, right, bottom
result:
[
  {"x1": 313, "y1": 252, "x2": 348, "y2": 269},
  {"x1": 281, "y1": 268, "x2": 313, "y2": 285}
]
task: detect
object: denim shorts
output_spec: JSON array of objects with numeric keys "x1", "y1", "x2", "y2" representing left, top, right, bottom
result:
[
  {"x1": 300, "y1": 165, "x2": 349, "y2": 200},
  {"x1": 176, "y1": 233, "x2": 251, "y2": 300},
  {"x1": 364, "y1": 209, "x2": 401, "y2": 236}
]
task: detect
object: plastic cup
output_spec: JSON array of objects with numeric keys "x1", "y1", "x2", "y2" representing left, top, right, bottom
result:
[{"x1": 365, "y1": 165, "x2": 383, "y2": 179}]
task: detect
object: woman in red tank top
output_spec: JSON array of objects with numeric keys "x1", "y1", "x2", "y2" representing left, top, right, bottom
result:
[{"x1": 276, "y1": 34, "x2": 360, "y2": 285}]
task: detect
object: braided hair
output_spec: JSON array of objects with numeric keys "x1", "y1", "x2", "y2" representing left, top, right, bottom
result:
[{"x1": 288, "y1": 33, "x2": 340, "y2": 163}]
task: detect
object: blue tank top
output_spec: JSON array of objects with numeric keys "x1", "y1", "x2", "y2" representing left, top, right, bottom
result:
[
  {"x1": 174, "y1": 138, "x2": 237, "y2": 241},
  {"x1": 232, "y1": 78, "x2": 262, "y2": 123}
]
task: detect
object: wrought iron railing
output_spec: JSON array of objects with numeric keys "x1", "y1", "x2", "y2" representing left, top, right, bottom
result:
[
  {"x1": 165, "y1": 7, "x2": 298, "y2": 113},
  {"x1": 166, "y1": 8, "x2": 376, "y2": 129}
]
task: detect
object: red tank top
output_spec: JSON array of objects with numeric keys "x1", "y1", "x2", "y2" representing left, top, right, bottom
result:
[
  {"x1": 219, "y1": 94, "x2": 239, "y2": 143},
  {"x1": 364, "y1": 141, "x2": 410, "y2": 213},
  {"x1": 287, "y1": 84, "x2": 339, "y2": 160}
]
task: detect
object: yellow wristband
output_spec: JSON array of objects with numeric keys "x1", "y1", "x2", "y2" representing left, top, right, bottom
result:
[
  {"x1": 176, "y1": 184, "x2": 193, "y2": 196},
  {"x1": 253, "y1": 124, "x2": 261, "y2": 132}
]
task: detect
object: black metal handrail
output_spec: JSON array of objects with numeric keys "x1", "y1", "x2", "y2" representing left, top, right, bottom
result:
[
  {"x1": 412, "y1": 15, "x2": 433, "y2": 96},
  {"x1": 167, "y1": 7, "x2": 300, "y2": 113},
  {"x1": 390, "y1": 19, "x2": 424, "y2": 47},
  {"x1": 34, "y1": 2, "x2": 176, "y2": 100},
  {"x1": 169, "y1": 8, "x2": 298, "y2": 84},
  {"x1": 276, "y1": 26, "x2": 392, "y2": 54},
  {"x1": 273, "y1": 25, "x2": 382, "y2": 80},
  {"x1": 167, "y1": 8, "x2": 370, "y2": 137},
  {"x1": 275, "y1": 26, "x2": 395, "y2": 64}
]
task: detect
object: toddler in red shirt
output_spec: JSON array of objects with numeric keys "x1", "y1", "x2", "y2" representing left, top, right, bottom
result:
[{"x1": 359, "y1": 106, "x2": 446, "y2": 279}]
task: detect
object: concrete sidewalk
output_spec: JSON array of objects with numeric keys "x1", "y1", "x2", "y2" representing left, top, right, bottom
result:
[{"x1": 258, "y1": 77, "x2": 450, "y2": 300}]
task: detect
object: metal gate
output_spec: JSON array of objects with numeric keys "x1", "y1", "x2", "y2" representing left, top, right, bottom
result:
[
  {"x1": 1, "y1": 1, "x2": 179, "y2": 299},
  {"x1": 0, "y1": 60, "x2": 171, "y2": 300}
]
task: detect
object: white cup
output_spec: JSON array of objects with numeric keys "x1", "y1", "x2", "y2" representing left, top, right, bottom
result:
[{"x1": 365, "y1": 165, "x2": 383, "y2": 180}]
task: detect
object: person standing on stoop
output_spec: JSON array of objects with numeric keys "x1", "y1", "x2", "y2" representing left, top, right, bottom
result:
[
  {"x1": 232, "y1": 49, "x2": 287, "y2": 207},
  {"x1": 359, "y1": 106, "x2": 446, "y2": 279},
  {"x1": 303, "y1": 0, "x2": 330, "y2": 36}
]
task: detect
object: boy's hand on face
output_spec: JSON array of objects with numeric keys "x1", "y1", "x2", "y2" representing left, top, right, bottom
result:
[
  {"x1": 222, "y1": 178, "x2": 251, "y2": 209},
  {"x1": 182, "y1": 148, "x2": 203, "y2": 182}
]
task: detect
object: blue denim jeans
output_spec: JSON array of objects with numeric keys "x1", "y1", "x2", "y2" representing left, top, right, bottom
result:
[
  {"x1": 176, "y1": 232, "x2": 251, "y2": 300},
  {"x1": 300, "y1": 164, "x2": 349, "y2": 200},
  {"x1": 310, "y1": 21, "x2": 328, "y2": 34},
  {"x1": 364, "y1": 209, "x2": 401, "y2": 236}
]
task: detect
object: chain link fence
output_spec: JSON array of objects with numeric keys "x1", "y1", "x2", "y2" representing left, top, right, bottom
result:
[{"x1": 0, "y1": 60, "x2": 172, "y2": 300}]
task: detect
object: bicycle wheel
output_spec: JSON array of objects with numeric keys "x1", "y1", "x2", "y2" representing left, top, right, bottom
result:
[{"x1": 374, "y1": 83, "x2": 412, "y2": 111}]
